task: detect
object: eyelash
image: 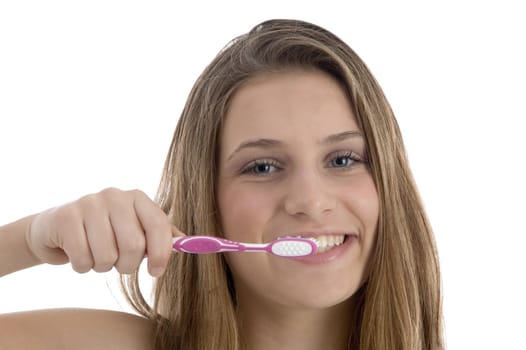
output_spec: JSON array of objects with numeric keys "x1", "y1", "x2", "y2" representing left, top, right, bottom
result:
[
  {"x1": 241, "y1": 159, "x2": 281, "y2": 176},
  {"x1": 240, "y1": 151, "x2": 364, "y2": 176},
  {"x1": 328, "y1": 150, "x2": 364, "y2": 169}
]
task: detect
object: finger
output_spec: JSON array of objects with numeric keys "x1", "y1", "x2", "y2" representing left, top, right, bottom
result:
[
  {"x1": 57, "y1": 207, "x2": 94, "y2": 273},
  {"x1": 170, "y1": 225, "x2": 187, "y2": 252},
  {"x1": 82, "y1": 202, "x2": 118, "y2": 273},
  {"x1": 109, "y1": 201, "x2": 147, "y2": 274},
  {"x1": 132, "y1": 191, "x2": 172, "y2": 277},
  {"x1": 172, "y1": 225, "x2": 185, "y2": 238}
]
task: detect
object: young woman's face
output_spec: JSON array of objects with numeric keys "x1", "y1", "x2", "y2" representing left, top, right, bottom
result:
[{"x1": 217, "y1": 69, "x2": 378, "y2": 311}]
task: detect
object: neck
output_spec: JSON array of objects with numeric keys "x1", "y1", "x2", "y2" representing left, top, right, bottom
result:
[{"x1": 237, "y1": 298, "x2": 354, "y2": 350}]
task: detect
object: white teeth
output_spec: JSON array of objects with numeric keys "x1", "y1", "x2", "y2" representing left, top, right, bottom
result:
[
  {"x1": 278, "y1": 234, "x2": 347, "y2": 254},
  {"x1": 314, "y1": 235, "x2": 345, "y2": 253}
]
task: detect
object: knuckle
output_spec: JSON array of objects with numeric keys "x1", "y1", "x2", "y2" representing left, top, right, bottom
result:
[
  {"x1": 99, "y1": 187, "x2": 137, "y2": 211},
  {"x1": 54, "y1": 204, "x2": 80, "y2": 224},
  {"x1": 92, "y1": 264, "x2": 113, "y2": 273},
  {"x1": 99, "y1": 187, "x2": 121, "y2": 197},
  {"x1": 146, "y1": 221, "x2": 167, "y2": 235},
  {"x1": 148, "y1": 248, "x2": 170, "y2": 266},
  {"x1": 78, "y1": 193, "x2": 103, "y2": 212},
  {"x1": 71, "y1": 256, "x2": 93, "y2": 273},
  {"x1": 127, "y1": 188, "x2": 146, "y2": 199},
  {"x1": 96, "y1": 188, "x2": 126, "y2": 206},
  {"x1": 94, "y1": 251, "x2": 118, "y2": 271},
  {"x1": 121, "y1": 235, "x2": 146, "y2": 254},
  {"x1": 115, "y1": 261, "x2": 139, "y2": 275},
  {"x1": 147, "y1": 213, "x2": 170, "y2": 230},
  {"x1": 126, "y1": 189, "x2": 150, "y2": 203}
]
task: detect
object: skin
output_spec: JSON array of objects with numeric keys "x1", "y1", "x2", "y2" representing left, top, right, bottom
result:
[
  {"x1": 217, "y1": 69, "x2": 379, "y2": 349},
  {"x1": 0, "y1": 308, "x2": 153, "y2": 350},
  {"x1": 25, "y1": 188, "x2": 175, "y2": 277},
  {"x1": 0, "y1": 189, "x2": 173, "y2": 349},
  {"x1": 0, "y1": 69, "x2": 378, "y2": 350}
]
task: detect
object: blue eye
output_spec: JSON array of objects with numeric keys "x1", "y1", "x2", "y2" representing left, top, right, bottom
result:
[
  {"x1": 329, "y1": 151, "x2": 362, "y2": 169},
  {"x1": 242, "y1": 160, "x2": 278, "y2": 175},
  {"x1": 331, "y1": 156, "x2": 353, "y2": 167}
]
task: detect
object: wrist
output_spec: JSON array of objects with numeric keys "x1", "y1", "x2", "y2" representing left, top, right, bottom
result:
[{"x1": 0, "y1": 214, "x2": 43, "y2": 277}]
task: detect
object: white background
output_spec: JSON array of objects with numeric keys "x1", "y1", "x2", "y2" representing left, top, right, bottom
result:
[{"x1": 1, "y1": 1, "x2": 525, "y2": 348}]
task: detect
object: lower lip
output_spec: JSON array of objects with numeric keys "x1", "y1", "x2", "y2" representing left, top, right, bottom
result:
[{"x1": 291, "y1": 235, "x2": 356, "y2": 264}]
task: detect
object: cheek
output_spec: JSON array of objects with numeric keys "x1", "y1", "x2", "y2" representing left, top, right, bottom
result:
[
  {"x1": 347, "y1": 174, "x2": 379, "y2": 229},
  {"x1": 340, "y1": 173, "x2": 379, "y2": 260},
  {"x1": 352, "y1": 175, "x2": 379, "y2": 270},
  {"x1": 218, "y1": 183, "x2": 276, "y2": 242}
]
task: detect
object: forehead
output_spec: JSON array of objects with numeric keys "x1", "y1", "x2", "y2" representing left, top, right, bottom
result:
[{"x1": 220, "y1": 69, "x2": 359, "y2": 150}]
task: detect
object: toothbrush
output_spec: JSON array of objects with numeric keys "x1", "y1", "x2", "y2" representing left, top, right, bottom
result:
[{"x1": 172, "y1": 236, "x2": 318, "y2": 257}]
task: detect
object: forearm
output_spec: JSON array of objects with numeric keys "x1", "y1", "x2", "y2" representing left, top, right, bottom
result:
[{"x1": 0, "y1": 214, "x2": 42, "y2": 277}]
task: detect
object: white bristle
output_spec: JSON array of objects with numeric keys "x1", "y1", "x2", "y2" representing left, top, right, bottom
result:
[{"x1": 271, "y1": 240, "x2": 314, "y2": 257}]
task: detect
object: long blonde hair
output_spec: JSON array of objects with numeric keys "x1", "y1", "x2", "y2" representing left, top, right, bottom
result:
[{"x1": 121, "y1": 19, "x2": 443, "y2": 350}]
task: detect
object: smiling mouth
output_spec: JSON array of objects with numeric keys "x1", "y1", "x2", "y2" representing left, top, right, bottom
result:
[{"x1": 278, "y1": 234, "x2": 353, "y2": 254}]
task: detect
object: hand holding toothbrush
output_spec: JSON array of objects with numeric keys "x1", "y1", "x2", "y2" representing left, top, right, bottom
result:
[
  {"x1": 8, "y1": 187, "x2": 317, "y2": 280},
  {"x1": 20, "y1": 188, "x2": 175, "y2": 278}
]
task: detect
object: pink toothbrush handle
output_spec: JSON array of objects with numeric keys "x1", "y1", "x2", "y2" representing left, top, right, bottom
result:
[
  {"x1": 172, "y1": 236, "x2": 317, "y2": 257},
  {"x1": 173, "y1": 236, "x2": 244, "y2": 254}
]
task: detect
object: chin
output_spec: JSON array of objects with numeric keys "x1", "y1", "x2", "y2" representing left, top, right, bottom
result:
[{"x1": 277, "y1": 282, "x2": 360, "y2": 311}]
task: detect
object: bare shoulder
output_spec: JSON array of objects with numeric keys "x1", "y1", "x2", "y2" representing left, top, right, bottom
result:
[{"x1": 0, "y1": 308, "x2": 153, "y2": 350}]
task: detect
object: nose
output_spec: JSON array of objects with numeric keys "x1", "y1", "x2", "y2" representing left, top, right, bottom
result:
[{"x1": 283, "y1": 170, "x2": 335, "y2": 221}]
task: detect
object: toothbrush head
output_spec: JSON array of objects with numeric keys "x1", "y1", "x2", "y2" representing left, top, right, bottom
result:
[{"x1": 269, "y1": 237, "x2": 318, "y2": 257}]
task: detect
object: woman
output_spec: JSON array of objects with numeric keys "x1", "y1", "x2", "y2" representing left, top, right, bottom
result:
[{"x1": 0, "y1": 19, "x2": 443, "y2": 349}]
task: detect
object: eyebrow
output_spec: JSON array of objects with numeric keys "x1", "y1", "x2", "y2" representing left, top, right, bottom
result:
[
  {"x1": 226, "y1": 130, "x2": 363, "y2": 161},
  {"x1": 322, "y1": 130, "x2": 363, "y2": 144}
]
